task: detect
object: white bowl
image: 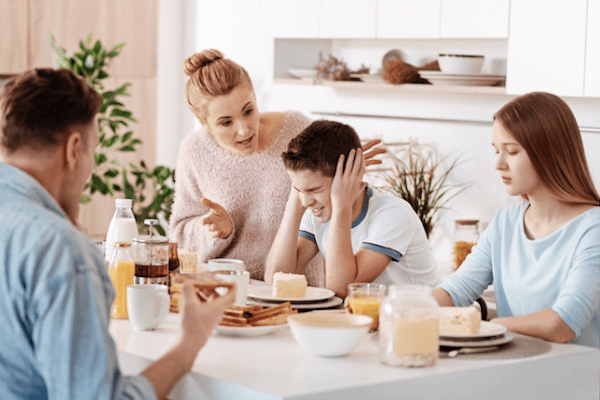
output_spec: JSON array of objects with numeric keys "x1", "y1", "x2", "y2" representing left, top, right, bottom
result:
[
  {"x1": 287, "y1": 312, "x2": 372, "y2": 357},
  {"x1": 287, "y1": 69, "x2": 317, "y2": 79},
  {"x1": 438, "y1": 54, "x2": 484, "y2": 75}
]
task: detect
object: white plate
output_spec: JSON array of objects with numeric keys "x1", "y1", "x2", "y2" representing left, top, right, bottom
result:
[
  {"x1": 418, "y1": 71, "x2": 505, "y2": 86},
  {"x1": 214, "y1": 323, "x2": 288, "y2": 337},
  {"x1": 246, "y1": 296, "x2": 343, "y2": 310},
  {"x1": 440, "y1": 321, "x2": 507, "y2": 339},
  {"x1": 288, "y1": 69, "x2": 316, "y2": 79},
  {"x1": 247, "y1": 285, "x2": 335, "y2": 303},
  {"x1": 349, "y1": 74, "x2": 385, "y2": 83},
  {"x1": 439, "y1": 332, "x2": 514, "y2": 348}
]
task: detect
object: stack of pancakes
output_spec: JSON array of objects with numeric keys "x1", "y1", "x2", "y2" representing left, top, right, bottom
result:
[{"x1": 220, "y1": 302, "x2": 296, "y2": 327}]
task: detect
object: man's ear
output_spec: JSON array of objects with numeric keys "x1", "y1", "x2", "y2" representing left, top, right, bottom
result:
[{"x1": 63, "y1": 131, "x2": 84, "y2": 171}]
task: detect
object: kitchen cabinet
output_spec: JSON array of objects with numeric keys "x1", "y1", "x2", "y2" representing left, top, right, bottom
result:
[
  {"x1": 440, "y1": 0, "x2": 509, "y2": 39},
  {"x1": 506, "y1": 0, "x2": 592, "y2": 97},
  {"x1": 585, "y1": 0, "x2": 600, "y2": 97},
  {"x1": 273, "y1": 0, "x2": 320, "y2": 38},
  {"x1": 319, "y1": 0, "x2": 377, "y2": 38},
  {"x1": 0, "y1": 0, "x2": 28, "y2": 74},
  {"x1": 377, "y1": 0, "x2": 440, "y2": 39}
]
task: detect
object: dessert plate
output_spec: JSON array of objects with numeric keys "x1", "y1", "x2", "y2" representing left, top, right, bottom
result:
[
  {"x1": 246, "y1": 296, "x2": 343, "y2": 310},
  {"x1": 440, "y1": 321, "x2": 507, "y2": 339},
  {"x1": 247, "y1": 285, "x2": 335, "y2": 303},
  {"x1": 214, "y1": 323, "x2": 288, "y2": 337},
  {"x1": 439, "y1": 332, "x2": 514, "y2": 348},
  {"x1": 418, "y1": 71, "x2": 505, "y2": 86}
]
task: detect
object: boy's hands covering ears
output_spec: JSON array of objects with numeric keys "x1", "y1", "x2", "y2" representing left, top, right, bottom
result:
[{"x1": 330, "y1": 148, "x2": 367, "y2": 212}]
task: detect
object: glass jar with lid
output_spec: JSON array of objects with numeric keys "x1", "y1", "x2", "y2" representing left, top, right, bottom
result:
[
  {"x1": 452, "y1": 219, "x2": 479, "y2": 270},
  {"x1": 379, "y1": 284, "x2": 439, "y2": 368},
  {"x1": 132, "y1": 219, "x2": 169, "y2": 285}
]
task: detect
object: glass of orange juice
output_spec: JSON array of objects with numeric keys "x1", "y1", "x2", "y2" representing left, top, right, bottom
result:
[{"x1": 347, "y1": 283, "x2": 386, "y2": 330}]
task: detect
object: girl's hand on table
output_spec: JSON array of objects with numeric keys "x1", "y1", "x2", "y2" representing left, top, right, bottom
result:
[
  {"x1": 179, "y1": 282, "x2": 236, "y2": 350},
  {"x1": 201, "y1": 197, "x2": 233, "y2": 239},
  {"x1": 362, "y1": 139, "x2": 386, "y2": 167}
]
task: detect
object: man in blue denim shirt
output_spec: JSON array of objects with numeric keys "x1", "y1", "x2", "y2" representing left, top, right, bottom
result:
[{"x1": 0, "y1": 69, "x2": 234, "y2": 399}]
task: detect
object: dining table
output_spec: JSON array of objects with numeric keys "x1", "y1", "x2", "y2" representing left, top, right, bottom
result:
[{"x1": 109, "y1": 298, "x2": 600, "y2": 400}]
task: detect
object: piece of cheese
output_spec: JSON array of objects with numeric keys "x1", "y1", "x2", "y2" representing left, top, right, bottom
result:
[
  {"x1": 272, "y1": 272, "x2": 307, "y2": 298},
  {"x1": 439, "y1": 307, "x2": 481, "y2": 336},
  {"x1": 179, "y1": 252, "x2": 198, "y2": 273}
]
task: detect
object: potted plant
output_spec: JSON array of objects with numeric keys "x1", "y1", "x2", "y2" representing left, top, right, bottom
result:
[
  {"x1": 369, "y1": 139, "x2": 467, "y2": 238},
  {"x1": 48, "y1": 33, "x2": 174, "y2": 235}
]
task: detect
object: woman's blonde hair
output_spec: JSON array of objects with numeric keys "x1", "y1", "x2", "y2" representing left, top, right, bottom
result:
[
  {"x1": 183, "y1": 49, "x2": 253, "y2": 122},
  {"x1": 494, "y1": 92, "x2": 599, "y2": 206}
]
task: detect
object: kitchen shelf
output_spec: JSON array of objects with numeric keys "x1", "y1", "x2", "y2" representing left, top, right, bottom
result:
[{"x1": 274, "y1": 78, "x2": 507, "y2": 95}]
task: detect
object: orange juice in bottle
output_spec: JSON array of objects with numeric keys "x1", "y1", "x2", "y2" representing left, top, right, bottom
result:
[{"x1": 108, "y1": 242, "x2": 135, "y2": 319}]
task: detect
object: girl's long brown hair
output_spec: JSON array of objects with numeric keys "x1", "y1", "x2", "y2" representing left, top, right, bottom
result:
[{"x1": 494, "y1": 92, "x2": 599, "y2": 206}]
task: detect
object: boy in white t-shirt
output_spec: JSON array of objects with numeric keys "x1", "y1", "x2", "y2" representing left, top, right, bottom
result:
[{"x1": 265, "y1": 120, "x2": 440, "y2": 297}]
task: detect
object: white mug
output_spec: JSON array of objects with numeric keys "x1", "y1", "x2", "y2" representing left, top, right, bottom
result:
[
  {"x1": 127, "y1": 284, "x2": 169, "y2": 330},
  {"x1": 213, "y1": 269, "x2": 249, "y2": 305},
  {"x1": 208, "y1": 258, "x2": 246, "y2": 272}
]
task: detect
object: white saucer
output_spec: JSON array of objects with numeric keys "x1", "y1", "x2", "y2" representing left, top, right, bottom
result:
[
  {"x1": 214, "y1": 323, "x2": 288, "y2": 337},
  {"x1": 288, "y1": 69, "x2": 316, "y2": 79},
  {"x1": 247, "y1": 286, "x2": 335, "y2": 303},
  {"x1": 246, "y1": 296, "x2": 343, "y2": 310},
  {"x1": 418, "y1": 71, "x2": 505, "y2": 86},
  {"x1": 439, "y1": 333, "x2": 514, "y2": 348}
]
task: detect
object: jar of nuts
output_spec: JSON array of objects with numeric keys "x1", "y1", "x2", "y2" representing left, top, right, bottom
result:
[{"x1": 452, "y1": 220, "x2": 480, "y2": 270}]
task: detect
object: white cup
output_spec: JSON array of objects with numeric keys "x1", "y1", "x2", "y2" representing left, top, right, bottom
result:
[
  {"x1": 213, "y1": 269, "x2": 249, "y2": 305},
  {"x1": 127, "y1": 284, "x2": 170, "y2": 330},
  {"x1": 208, "y1": 258, "x2": 246, "y2": 272}
]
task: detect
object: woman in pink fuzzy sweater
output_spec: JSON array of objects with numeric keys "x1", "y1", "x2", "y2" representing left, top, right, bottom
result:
[{"x1": 170, "y1": 49, "x2": 382, "y2": 285}]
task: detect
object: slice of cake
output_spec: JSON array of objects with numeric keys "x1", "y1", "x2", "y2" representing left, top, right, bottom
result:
[
  {"x1": 272, "y1": 272, "x2": 307, "y2": 298},
  {"x1": 439, "y1": 307, "x2": 481, "y2": 336}
]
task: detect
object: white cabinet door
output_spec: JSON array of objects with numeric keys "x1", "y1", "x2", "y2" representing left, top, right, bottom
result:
[
  {"x1": 506, "y1": 0, "x2": 588, "y2": 97},
  {"x1": 377, "y1": 0, "x2": 441, "y2": 38},
  {"x1": 584, "y1": 0, "x2": 600, "y2": 97},
  {"x1": 273, "y1": 0, "x2": 321, "y2": 38},
  {"x1": 440, "y1": 0, "x2": 509, "y2": 38},
  {"x1": 319, "y1": 0, "x2": 377, "y2": 38}
]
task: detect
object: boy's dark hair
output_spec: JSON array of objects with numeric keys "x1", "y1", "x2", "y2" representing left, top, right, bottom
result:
[
  {"x1": 282, "y1": 120, "x2": 362, "y2": 177},
  {"x1": 0, "y1": 68, "x2": 103, "y2": 153}
]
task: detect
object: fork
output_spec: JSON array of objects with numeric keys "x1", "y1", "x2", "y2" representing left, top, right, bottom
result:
[{"x1": 444, "y1": 346, "x2": 500, "y2": 358}]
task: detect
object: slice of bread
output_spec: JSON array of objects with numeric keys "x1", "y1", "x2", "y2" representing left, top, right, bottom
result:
[
  {"x1": 272, "y1": 272, "x2": 307, "y2": 298},
  {"x1": 439, "y1": 306, "x2": 481, "y2": 336}
]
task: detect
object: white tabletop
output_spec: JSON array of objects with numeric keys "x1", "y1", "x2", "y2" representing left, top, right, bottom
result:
[{"x1": 109, "y1": 312, "x2": 600, "y2": 400}]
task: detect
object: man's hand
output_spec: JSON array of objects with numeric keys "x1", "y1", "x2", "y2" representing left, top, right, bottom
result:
[
  {"x1": 179, "y1": 282, "x2": 236, "y2": 350},
  {"x1": 201, "y1": 198, "x2": 233, "y2": 239},
  {"x1": 330, "y1": 148, "x2": 367, "y2": 212},
  {"x1": 362, "y1": 139, "x2": 386, "y2": 167}
]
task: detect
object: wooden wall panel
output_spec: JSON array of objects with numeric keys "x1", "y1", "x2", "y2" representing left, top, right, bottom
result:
[{"x1": 0, "y1": 0, "x2": 29, "y2": 73}]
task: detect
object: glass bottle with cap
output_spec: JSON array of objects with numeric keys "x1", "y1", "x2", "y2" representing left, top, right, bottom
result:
[
  {"x1": 105, "y1": 198, "x2": 138, "y2": 261},
  {"x1": 452, "y1": 219, "x2": 480, "y2": 270},
  {"x1": 132, "y1": 219, "x2": 169, "y2": 285},
  {"x1": 108, "y1": 242, "x2": 135, "y2": 319}
]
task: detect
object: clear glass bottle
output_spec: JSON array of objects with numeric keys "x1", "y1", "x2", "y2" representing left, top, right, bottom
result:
[
  {"x1": 108, "y1": 242, "x2": 135, "y2": 319},
  {"x1": 452, "y1": 219, "x2": 480, "y2": 270},
  {"x1": 379, "y1": 284, "x2": 439, "y2": 368},
  {"x1": 105, "y1": 198, "x2": 138, "y2": 261}
]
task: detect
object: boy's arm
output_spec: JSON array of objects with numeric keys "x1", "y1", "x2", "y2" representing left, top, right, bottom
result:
[
  {"x1": 326, "y1": 149, "x2": 391, "y2": 297},
  {"x1": 265, "y1": 186, "x2": 319, "y2": 284}
]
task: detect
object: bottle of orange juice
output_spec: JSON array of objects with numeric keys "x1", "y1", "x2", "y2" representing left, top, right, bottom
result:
[{"x1": 108, "y1": 242, "x2": 135, "y2": 319}]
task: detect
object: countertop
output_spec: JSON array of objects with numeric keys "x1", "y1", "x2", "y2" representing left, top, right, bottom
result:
[{"x1": 110, "y1": 312, "x2": 599, "y2": 400}]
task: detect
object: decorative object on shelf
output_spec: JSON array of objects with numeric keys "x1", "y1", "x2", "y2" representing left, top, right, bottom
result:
[
  {"x1": 287, "y1": 69, "x2": 317, "y2": 79},
  {"x1": 48, "y1": 33, "x2": 175, "y2": 235},
  {"x1": 382, "y1": 49, "x2": 406, "y2": 66},
  {"x1": 438, "y1": 54, "x2": 484, "y2": 75},
  {"x1": 314, "y1": 52, "x2": 359, "y2": 82},
  {"x1": 370, "y1": 140, "x2": 468, "y2": 238},
  {"x1": 382, "y1": 59, "x2": 439, "y2": 85}
]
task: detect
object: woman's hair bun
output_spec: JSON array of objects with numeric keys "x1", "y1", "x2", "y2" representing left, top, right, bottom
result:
[{"x1": 183, "y1": 49, "x2": 224, "y2": 76}]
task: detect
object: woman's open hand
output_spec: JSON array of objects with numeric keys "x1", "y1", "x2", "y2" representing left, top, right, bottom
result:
[
  {"x1": 362, "y1": 139, "x2": 386, "y2": 167},
  {"x1": 201, "y1": 198, "x2": 233, "y2": 239}
]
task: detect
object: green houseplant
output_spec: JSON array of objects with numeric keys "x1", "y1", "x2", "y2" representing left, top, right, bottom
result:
[
  {"x1": 370, "y1": 140, "x2": 467, "y2": 237},
  {"x1": 48, "y1": 33, "x2": 175, "y2": 235}
]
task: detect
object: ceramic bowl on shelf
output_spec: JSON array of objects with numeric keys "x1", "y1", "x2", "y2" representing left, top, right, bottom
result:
[
  {"x1": 287, "y1": 311, "x2": 372, "y2": 357},
  {"x1": 438, "y1": 54, "x2": 484, "y2": 74},
  {"x1": 287, "y1": 69, "x2": 317, "y2": 79}
]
